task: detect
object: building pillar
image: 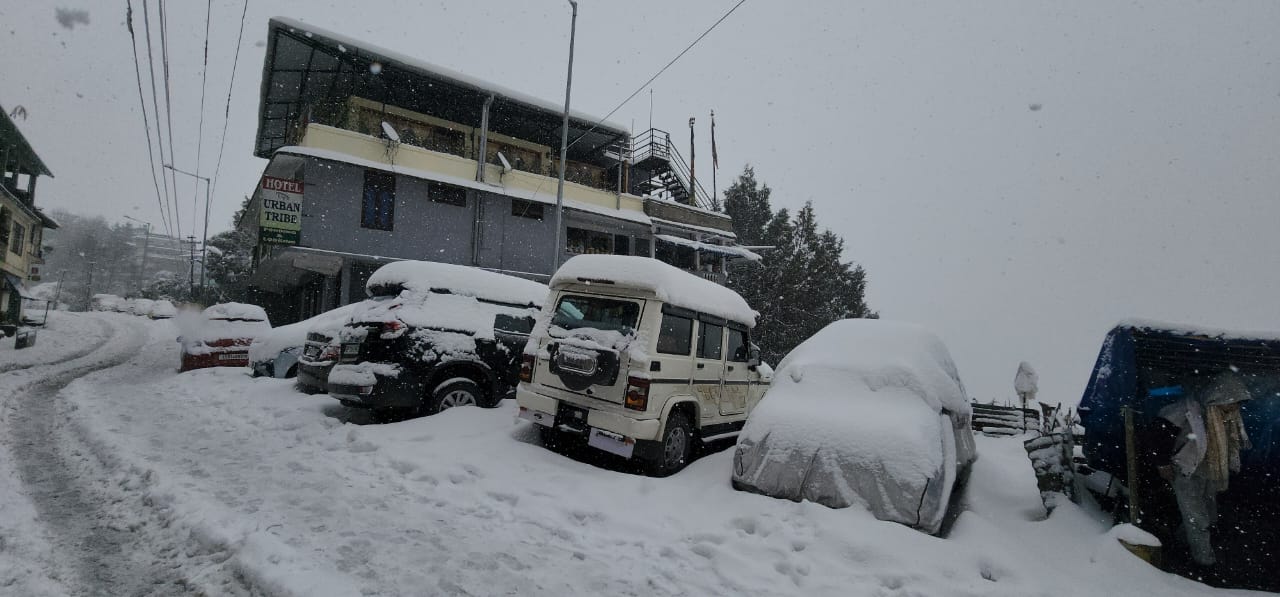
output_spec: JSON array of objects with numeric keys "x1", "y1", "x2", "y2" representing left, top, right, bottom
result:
[
  {"x1": 321, "y1": 273, "x2": 337, "y2": 312},
  {"x1": 475, "y1": 95, "x2": 494, "y2": 182},
  {"x1": 339, "y1": 259, "x2": 352, "y2": 306}
]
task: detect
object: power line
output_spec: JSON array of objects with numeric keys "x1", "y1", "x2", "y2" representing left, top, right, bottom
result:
[
  {"x1": 158, "y1": 0, "x2": 183, "y2": 239},
  {"x1": 209, "y1": 0, "x2": 249, "y2": 203},
  {"x1": 566, "y1": 0, "x2": 747, "y2": 152},
  {"x1": 141, "y1": 0, "x2": 180, "y2": 239},
  {"x1": 193, "y1": 0, "x2": 211, "y2": 240},
  {"x1": 124, "y1": 0, "x2": 172, "y2": 238}
]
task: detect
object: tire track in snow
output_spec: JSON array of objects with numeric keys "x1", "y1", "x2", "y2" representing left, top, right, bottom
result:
[
  {"x1": 3, "y1": 316, "x2": 246, "y2": 596},
  {"x1": 0, "y1": 314, "x2": 113, "y2": 375}
]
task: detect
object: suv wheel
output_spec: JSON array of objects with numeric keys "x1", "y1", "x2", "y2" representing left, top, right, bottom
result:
[
  {"x1": 425, "y1": 378, "x2": 483, "y2": 415},
  {"x1": 646, "y1": 412, "x2": 693, "y2": 477}
]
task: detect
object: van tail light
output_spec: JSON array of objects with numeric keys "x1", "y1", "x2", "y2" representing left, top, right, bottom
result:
[
  {"x1": 519, "y1": 354, "x2": 536, "y2": 383},
  {"x1": 624, "y1": 376, "x2": 651, "y2": 411}
]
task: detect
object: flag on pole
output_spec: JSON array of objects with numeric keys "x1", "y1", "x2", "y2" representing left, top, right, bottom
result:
[{"x1": 711, "y1": 110, "x2": 719, "y2": 170}]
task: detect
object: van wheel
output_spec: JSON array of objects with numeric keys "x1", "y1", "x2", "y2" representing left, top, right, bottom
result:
[
  {"x1": 646, "y1": 412, "x2": 693, "y2": 477},
  {"x1": 424, "y1": 378, "x2": 482, "y2": 415}
]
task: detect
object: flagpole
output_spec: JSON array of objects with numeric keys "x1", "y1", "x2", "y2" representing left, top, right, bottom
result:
[{"x1": 711, "y1": 110, "x2": 718, "y2": 209}]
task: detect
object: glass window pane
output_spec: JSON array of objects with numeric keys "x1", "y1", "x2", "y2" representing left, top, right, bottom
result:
[
  {"x1": 657, "y1": 314, "x2": 693, "y2": 355},
  {"x1": 697, "y1": 323, "x2": 723, "y2": 360}
]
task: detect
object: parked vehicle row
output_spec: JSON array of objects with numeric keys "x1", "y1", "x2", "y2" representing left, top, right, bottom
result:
[
  {"x1": 90, "y1": 293, "x2": 177, "y2": 319},
  {"x1": 185, "y1": 256, "x2": 975, "y2": 534}
]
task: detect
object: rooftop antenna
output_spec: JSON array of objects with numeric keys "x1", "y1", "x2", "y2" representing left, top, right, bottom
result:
[{"x1": 648, "y1": 88, "x2": 653, "y2": 131}]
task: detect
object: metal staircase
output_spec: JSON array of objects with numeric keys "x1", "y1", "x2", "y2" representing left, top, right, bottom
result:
[{"x1": 629, "y1": 128, "x2": 715, "y2": 211}]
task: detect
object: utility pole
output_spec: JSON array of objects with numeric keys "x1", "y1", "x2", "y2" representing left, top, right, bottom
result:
[
  {"x1": 552, "y1": 0, "x2": 578, "y2": 272},
  {"x1": 164, "y1": 163, "x2": 211, "y2": 302},
  {"x1": 185, "y1": 235, "x2": 198, "y2": 300},
  {"x1": 42, "y1": 269, "x2": 66, "y2": 323},
  {"x1": 84, "y1": 259, "x2": 95, "y2": 310}
]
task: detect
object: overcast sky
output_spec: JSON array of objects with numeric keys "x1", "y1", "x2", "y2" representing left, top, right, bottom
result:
[{"x1": 3, "y1": 1, "x2": 1279, "y2": 404}]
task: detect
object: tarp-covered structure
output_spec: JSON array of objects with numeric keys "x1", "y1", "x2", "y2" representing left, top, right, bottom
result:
[{"x1": 1078, "y1": 319, "x2": 1280, "y2": 590}]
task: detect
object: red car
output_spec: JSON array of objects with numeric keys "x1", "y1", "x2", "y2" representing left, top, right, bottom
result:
[{"x1": 178, "y1": 303, "x2": 272, "y2": 372}]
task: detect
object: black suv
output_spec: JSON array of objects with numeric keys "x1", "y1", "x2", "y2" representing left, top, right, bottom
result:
[{"x1": 325, "y1": 261, "x2": 546, "y2": 418}]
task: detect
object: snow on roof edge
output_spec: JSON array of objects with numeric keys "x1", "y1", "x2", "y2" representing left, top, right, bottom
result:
[
  {"x1": 268, "y1": 17, "x2": 628, "y2": 135},
  {"x1": 1116, "y1": 318, "x2": 1280, "y2": 342}
]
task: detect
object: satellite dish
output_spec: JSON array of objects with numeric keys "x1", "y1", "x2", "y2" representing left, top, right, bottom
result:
[
  {"x1": 380, "y1": 121, "x2": 400, "y2": 143},
  {"x1": 496, "y1": 151, "x2": 512, "y2": 173}
]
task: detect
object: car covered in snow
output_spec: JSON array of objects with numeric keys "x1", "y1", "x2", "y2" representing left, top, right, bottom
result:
[
  {"x1": 250, "y1": 303, "x2": 358, "y2": 379},
  {"x1": 517, "y1": 255, "x2": 770, "y2": 476},
  {"x1": 128, "y1": 298, "x2": 155, "y2": 317},
  {"x1": 325, "y1": 261, "x2": 546, "y2": 417},
  {"x1": 90, "y1": 293, "x2": 123, "y2": 312},
  {"x1": 730, "y1": 319, "x2": 976, "y2": 535},
  {"x1": 178, "y1": 303, "x2": 272, "y2": 372},
  {"x1": 148, "y1": 299, "x2": 178, "y2": 319}
]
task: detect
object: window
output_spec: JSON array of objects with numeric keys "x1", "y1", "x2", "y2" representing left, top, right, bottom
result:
[
  {"x1": 10, "y1": 222, "x2": 24, "y2": 255},
  {"x1": 512, "y1": 199, "x2": 544, "y2": 220},
  {"x1": 657, "y1": 313, "x2": 693, "y2": 355},
  {"x1": 726, "y1": 328, "x2": 749, "y2": 362},
  {"x1": 494, "y1": 314, "x2": 536, "y2": 335},
  {"x1": 566, "y1": 227, "x2": 612, "y2": 255},
  {"x1": 613, "y1": 234, "x2": 630, "y2": 255},
  {"x1": 361, "y1": 170, "x2": 395, "y2": 231},
  {"x1": 551, "y1": 295, "x2": 640, "y2": 334},
  {"x1": 697, "y1": 322, "x2": 724, "y2": 360},
  {"x1": 429, "y1": 181, "x2": 467, "y2": 207}
]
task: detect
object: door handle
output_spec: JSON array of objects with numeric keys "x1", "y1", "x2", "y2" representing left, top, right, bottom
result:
[
  {"x1": 696, "y1": 363, "x2": 705, "y2": 369},
  {"x1": 726, "y1": 365, "x2": 734, "y2": 372}
]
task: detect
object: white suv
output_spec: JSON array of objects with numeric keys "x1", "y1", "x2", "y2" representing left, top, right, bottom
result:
[{"x1": 517, "y1": 255, "x2": 770, "y2": 476}]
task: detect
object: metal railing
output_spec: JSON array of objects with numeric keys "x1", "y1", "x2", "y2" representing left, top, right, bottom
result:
[{"x1": 630, "y1": 128, "x2": 714, "y2": 211}]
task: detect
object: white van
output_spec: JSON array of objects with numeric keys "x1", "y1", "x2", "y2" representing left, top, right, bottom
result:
[{"x1": 516, "y1": 255, "x2": 770, "y2": 476}]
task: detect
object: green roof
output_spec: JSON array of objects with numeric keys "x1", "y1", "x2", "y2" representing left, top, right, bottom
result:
[{"x1": 0, "y1": 105, "x2": 53, "y2": 177}]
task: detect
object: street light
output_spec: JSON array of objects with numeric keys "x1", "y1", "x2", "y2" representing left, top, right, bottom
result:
[
  {"x1": 552, "y1": 0, "x2": 578, "y2": 272},
  {"x1": 122, "y1": 215, "x2": 151, "y2": 293},
  {"x1": 163, "y1": 163, "x2": 211, "y2": 302}
]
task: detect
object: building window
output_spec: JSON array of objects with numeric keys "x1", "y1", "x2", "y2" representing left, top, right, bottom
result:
[
  {"x1": 429, "y1": 181, "x2": 467, "y2": 207},
  {"x1": 10, "y1": 223, "x2": 24, "y2": 255},
  {"x1": 361, "y1": 170, "x2": 395, "y2": 231},
  {"x1": 613, "y1": 234, "x2": 630, "y2": 256},
  {"x1": 512, "y1": 199, "x2": 544, "y2": 220},
  {"x1": 566, "y1": 227, "x2": 612, "y2": 255}
]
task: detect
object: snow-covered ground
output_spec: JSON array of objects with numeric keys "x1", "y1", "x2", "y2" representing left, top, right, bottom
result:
[
  {"x1": 0, "y1": 311, "x2": 115, "y2": 374},
  {"x1": 0, "y1": 312, "x2": 1258, "y2": 595}
]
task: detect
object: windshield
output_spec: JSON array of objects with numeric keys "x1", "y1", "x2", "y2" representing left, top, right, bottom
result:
[{"x1": 550, "y1": 295, "x2": 641, "y2": 335}]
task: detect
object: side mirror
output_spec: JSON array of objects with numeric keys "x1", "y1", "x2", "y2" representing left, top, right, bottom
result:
[{"x1": 176, "y1": 336, "x2": 183, "y2": 343}]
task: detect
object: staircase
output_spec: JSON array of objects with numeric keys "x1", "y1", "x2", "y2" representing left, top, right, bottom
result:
[{"x1": 629, "y1": 128, "x2": 715, "y2": 211}]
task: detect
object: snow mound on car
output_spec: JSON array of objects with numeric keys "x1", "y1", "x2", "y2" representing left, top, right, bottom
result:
[
  {"x1": 551, "y1": 255, "x2": 756, "y2": 327},
  {"x1": 249, "y1": 303, "x2": 359, "y2": 365},
  {"x1": 365, "y1": 260, "x2": 547, "y2": 307},
  {"x1": 204, "y1": 302, "x2": 269, "y2": 322}
]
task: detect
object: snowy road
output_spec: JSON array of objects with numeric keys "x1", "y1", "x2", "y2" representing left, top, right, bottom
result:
[{"x1": 0, "y1": 312, "x2": 1256, "y2": 596}]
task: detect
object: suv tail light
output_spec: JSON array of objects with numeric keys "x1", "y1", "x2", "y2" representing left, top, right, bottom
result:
[
  {"x1": 379, "y1": 320, "x2": 406, "y2": 339},
  {"x1": 624, "y1": 376, "x2": 650, "y2": 411},
  {"x1": 519, "y1": 354, "x2": 536, "y2": 383}
]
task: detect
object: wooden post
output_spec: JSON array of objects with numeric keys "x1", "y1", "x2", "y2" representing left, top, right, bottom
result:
[{"x1": 1123, "y1": 405, "x2": 1141, "y2": 525}]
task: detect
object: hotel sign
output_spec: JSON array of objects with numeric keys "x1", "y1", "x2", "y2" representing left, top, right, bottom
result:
[{"x1": 259, "y1": 176, "x2": 303, "y2": 245}]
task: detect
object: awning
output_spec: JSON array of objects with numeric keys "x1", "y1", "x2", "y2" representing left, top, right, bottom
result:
[
  {"x1": 3, "y1": 273, "x2": 36, "y2": 299},
  {"x1": 655, "y1": 235, "x2": 761, "y2": 261}
]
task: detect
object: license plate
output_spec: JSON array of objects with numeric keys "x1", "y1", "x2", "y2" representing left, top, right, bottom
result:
[
  {"x1": 217, "y1": 353, "x2": 243, "y2": 361},
  {"x1": 304, "y1": 345, "x2": 321, "y2": 358},
  {"x1": 588, "y1": 428, "x2": 636, "y2": 459},
  {"x1": 342, "y1": 344, "x2": 361, "y2": 356},
  {"x1": 557, "y1": 403, "x2": 589, "y2": 431}
]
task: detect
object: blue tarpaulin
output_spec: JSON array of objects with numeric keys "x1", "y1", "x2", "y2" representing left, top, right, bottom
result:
[{"x1": 1079, "y1": 321, "x2": 1280, "y2": 483}]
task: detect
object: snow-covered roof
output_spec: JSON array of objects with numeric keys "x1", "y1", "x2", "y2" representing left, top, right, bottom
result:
[
  {"x1": 654, "y1": 234, "x2": 761, "y2": 261},
  {"x1": 277, "y1": 145, "x2": 653, "y2": 226},
  {"x1": 774, "y1": 319, "x2": 970, "y2": 416},
  {"x1": 1116, "y1": 318, "x2": 1280, "y2": 342},
  {"x1": 551, "y1": 255, "x2": 757, "y2": 327},
  {"x1": 203, "y1": 302, "x2": 270, "y2": 323},
  {"x1": 366, "y1": 260, "x2": 547, "y2": 307}
]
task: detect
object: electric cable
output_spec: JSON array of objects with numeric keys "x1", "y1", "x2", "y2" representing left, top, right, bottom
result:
[{"x1": 124, "y1": 0, "x2": 173, "y2": 238}]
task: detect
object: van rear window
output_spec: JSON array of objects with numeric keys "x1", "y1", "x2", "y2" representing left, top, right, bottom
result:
[{"x1": 551, "y1": 295, "x2": 640, "y2": 335}]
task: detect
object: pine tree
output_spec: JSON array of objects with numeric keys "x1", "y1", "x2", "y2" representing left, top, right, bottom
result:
[{"x1": 723, "y1": 171, "x2": 876, "y2": 365}]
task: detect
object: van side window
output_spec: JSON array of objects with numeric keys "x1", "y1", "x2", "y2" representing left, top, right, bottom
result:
[
  {"x1": 726, "y1": 328, "x2": 748, "y2": 362},
  {"x1": 698, "y1": 323, "x2": 724, "y2": 360},
  {"x1": 657, "y1": 313, "x2": 693, "y2": 355},
  {"x1": 494, "y1": 314, "x2": 535, "y2": 335}
]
